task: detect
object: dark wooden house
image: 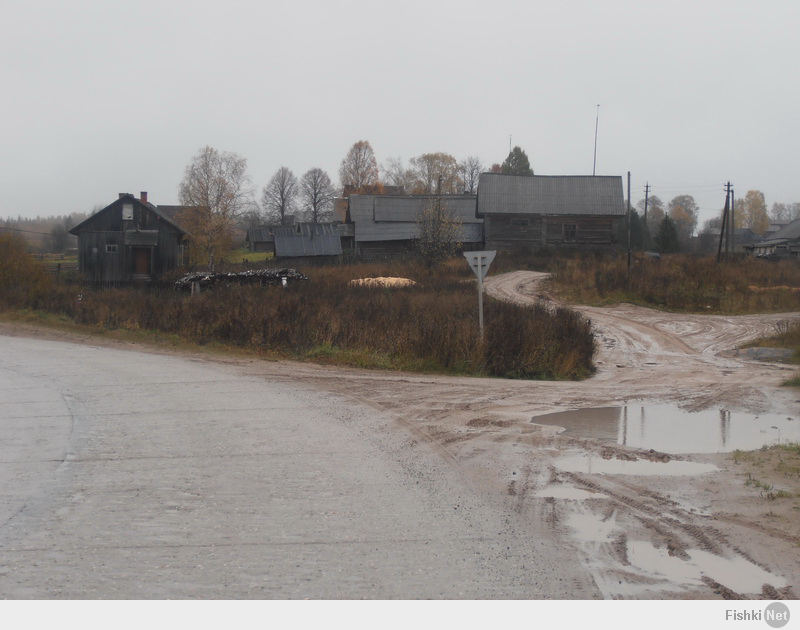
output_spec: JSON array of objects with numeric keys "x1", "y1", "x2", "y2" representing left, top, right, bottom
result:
[
  {"x1": 347, "y1": 194, "x2": 482, "y2": 255},
  {"x1": 69, "y1": 192, "x2": 188, "y2": 284},
  {"x1": 477, "y1": 173, "x2": 626, "y2": 251}
]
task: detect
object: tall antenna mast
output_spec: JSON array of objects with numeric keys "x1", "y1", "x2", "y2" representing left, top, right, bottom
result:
[{"x1": 592, "y1": 104, "x2": 600, "y2": 176}]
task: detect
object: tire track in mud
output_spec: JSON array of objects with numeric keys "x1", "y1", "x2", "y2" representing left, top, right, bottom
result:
[{"x1": 483, "y1": 272, "x2": 799, "y2": 598}]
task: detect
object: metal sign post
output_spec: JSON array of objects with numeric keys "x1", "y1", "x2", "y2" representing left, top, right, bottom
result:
[{"x1": 463, "y1": 250, "x2": 496, "y2": 339}]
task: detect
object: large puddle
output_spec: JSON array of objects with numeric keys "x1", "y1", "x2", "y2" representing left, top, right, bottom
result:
[
  {"x1": 566, "y1": 510, "x2": 787, "y2": 596},
  {"x1": 531, "y1": 403, "x2": 799, "y2": 454}
]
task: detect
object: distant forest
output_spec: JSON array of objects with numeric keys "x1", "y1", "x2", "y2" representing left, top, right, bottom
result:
[{"x1": 0, "y1": 212, "x2": 88, "y2": 253}]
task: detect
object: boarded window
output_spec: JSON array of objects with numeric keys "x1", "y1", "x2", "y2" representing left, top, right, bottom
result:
[{"x1": 563, "y1": 224, "x2": 577, "y2": 241}]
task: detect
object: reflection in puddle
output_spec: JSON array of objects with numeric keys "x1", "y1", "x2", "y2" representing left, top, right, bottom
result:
[
  {"x1": 532, "y1": 404, "x2": 798, "y2": 453},
  {"x1": 554, "y1": 453, "x2": 718, "y2": 476}
]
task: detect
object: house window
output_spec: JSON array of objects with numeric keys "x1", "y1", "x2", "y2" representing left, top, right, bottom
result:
[
  {"x1": 563, "y1": 224, "x2": 577, "y2": 241},
  {"x1": 106, "y1": 244, "x2": 118, "y2": 254},
  {"x1": 511, "y1": 218, "x2": 529, "y2": 228},
  {"x1": 122, "y1": 203, "x2": 134, "y2": 221}
]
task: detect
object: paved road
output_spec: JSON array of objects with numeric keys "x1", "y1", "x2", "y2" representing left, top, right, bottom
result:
[{"x1": 0, "y1": 335, "x2": 587, "y2": 599}]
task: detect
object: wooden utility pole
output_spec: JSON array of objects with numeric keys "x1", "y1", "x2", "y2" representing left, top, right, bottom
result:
[
  {"x1": 717, "y1": 182, "x2": 733, "y2": 262},
  {"x1": 627, "y1": 171, "x2": 632, "y2": 270}
]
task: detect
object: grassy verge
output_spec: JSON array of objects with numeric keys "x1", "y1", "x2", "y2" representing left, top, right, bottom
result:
[
  {"x1": 1, "y1": 237, "x2": 596, "y2": 380},
  {"x1": 549, "y1": 254, "x2": 800, "y2": 314},
  {"x1": 731, "y1": 443, "x2": 800, "y2": 505}
]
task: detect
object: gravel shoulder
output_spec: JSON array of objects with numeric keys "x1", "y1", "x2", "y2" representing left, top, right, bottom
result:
[{"x1": 1, "y1": 272, "x2": 799, "y2": 599}]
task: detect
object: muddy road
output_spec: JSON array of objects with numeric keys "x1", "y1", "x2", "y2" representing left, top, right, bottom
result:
[{"x1": 1, "y1": 270, "x2": 799, "y2": 599}]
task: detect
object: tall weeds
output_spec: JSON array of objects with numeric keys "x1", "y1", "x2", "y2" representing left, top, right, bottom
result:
[
  {"x1": 552, "y1": 255, "x2": 800, "y2": 313},
  {"x1": 10, "y1": 259, "x2": 596, "y2": 380}
]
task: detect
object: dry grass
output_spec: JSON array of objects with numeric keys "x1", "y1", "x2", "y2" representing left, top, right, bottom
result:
[
  {"x1": 550, "y1": 254, "x2": 800, "y2": 314},
  {"x1": 3, "y1": 252, "x2": 596, "y2": 380}
]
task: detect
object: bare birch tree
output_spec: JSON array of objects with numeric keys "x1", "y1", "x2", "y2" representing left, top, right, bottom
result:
[
  {"x1": 262, "y1": 166, "x2": 298, "y2": 226},
  {"x1": 300, "y1": 167, "x2": 336, "y2": 223},
  {"x1": 459, "y1": 156, "x2": 484, "y2": 194},
  {"x1": 416, "y1": 194, "x2": 462, "y2": 267},
  {"x1": 338, "y1": 140, "x2": 381, "y2": 193},
  {"x1": 178, "y1": 145, "x2": 253, "y2": 271}
]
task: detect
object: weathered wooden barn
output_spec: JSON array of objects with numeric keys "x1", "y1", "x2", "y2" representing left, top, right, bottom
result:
[
  {"x1": 69, "y1": 192, "x2": 188, "y2": 284},
  {"x1": 347, "y1": 194, "x2": 482, "y2": 254},
  {"x1": 273, "y1": 223, "x2": 344, "y2": 258},
  {"x1": 477, "y1": 174, "x2": 626, "y2": 250},
  {"x1": 748, "y1": 219, "x2": 800, "y2": 259}
]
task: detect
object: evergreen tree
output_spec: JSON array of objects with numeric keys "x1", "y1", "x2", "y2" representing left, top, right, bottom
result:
[
  {"x1": 500, "y1": 146, "x2": 534, "y2": 176},
  {"x1": 654, "y1": 215, "x2": 680, "y2": 253}
]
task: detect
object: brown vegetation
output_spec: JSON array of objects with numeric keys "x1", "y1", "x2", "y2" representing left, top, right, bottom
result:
[
  {"x1": 3, "y1": 252, "x2": 595, "y2": 380},
  {"x1": 550, "y1": 254, "x2": 800, "y2": 314},
  {"x1": 0, "y1": 234, "x2": 53, "y2": 309}
]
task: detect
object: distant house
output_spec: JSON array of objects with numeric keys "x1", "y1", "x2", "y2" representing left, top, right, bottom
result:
[
  {"x1": 476, "y1": 173, "x2": 626, "y2": 250},
  {"x1": 69, "y1": 192, "x2": 188, "y2": 284},
  {"x1": 708, "y1": 227, "x2": 762, "y2": 251},
  {"x1": 347, "y1": 194, "x2": 482, "y2": 255},
  {"x1": 748, "y1": 219, "x2": 800, "y2": 259},
  {"x1": 273, "y1": 223, "x2": 343, "y2": 258},
  {"x1": 245, "y1": 227, "x2": 274, "y2": 253}
]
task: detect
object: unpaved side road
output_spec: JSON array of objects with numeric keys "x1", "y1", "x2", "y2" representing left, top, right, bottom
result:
[
  {"x1": 1, "y1": 270, "x2": 799, "y2": 599},
  {"x1": 0, "y1": 334, "x2": 592, "y2": 599}
]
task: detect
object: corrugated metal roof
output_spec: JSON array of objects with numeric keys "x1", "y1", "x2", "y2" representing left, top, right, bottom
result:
[
  {"x1": 350, "y1": 194, "x2": 481, "y2": 243},
  {"x1": 274, "y1": 233, "x2": 343, "y2": 257},
  {"x1": 756, "y1": 218, "x2": 800, "y2": 246},
  {"x1": 246, "y1": 227, "x2": 274, "y2": 243},
  {"x1": 477, "y1": 174, "x2": 626, "y2": 217}
]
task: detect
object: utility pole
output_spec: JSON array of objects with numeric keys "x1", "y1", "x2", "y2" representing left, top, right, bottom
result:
[
  {"x1": 729, "y1": 185, "x2": 735, "y2": 256},
  {"x1": 627, "y1": 171, "x2": 632, "y2": 270},
  {"x1": 717, "y1": 182, "x2": 733, "y2": 262},
  {"x1": 643, "y1": 183, "x2": 650, "y2": 249},
  {"x1": 593, "y1": 104, "x2": 600, "y2": 176}
]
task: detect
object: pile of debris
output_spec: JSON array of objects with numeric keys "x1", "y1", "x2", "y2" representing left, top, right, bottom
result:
[{"x1": 175, "y1": 268, "x2": 309, "y2": 291}]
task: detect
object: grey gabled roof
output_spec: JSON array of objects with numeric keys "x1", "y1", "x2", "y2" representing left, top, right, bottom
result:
[
  {"x1": 273, "y1": 222, "x2": 343, "y2": 257},
  {"x1": 349, "y1": 194, "x2": 481, "y2": 243},
  {"x1": 477, "y1": 173, "x2": 626, "y2": 217},
  {"x1": 756, "y1": 218, "x2": 800, "y2": 246},
  {"x1": 69, "y1": 195, "x2": 188, "y2": 235}
]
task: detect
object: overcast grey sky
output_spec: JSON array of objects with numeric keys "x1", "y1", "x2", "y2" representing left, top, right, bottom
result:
[{"x1": 2, "y1": 0, "x2": 798, "y2": 228}]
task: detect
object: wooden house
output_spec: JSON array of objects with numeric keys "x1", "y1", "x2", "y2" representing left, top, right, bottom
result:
[
  {"x1": 477, "y1": 173, "x2": 626, "y2": 250},
  {"x1": 347, "y1": 194, "x2": 482, "y2": 254},
  {"x1": 748, "y1": 219, "x2": 800, "y2": 259},
  {"x1": 273, "y1": 223, "x2": 343, "y2": 258},
  {"x1": 69, "y1": 192, "x2": 188, "y2": 284}
]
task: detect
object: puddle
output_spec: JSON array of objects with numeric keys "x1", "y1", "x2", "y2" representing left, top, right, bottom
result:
[
  {"x1": 534, "y1": 485, "x2": 605, "y2": 500},
  {"x1": 626, "y1": 541, "x2": 787, "y2": 594},
  {"x1": 566, "y1": 509, "x2": 787, "y2": 596},
  {"x1": 554, "y1": 453, "x2": 718, "y2": 476},
  {"x1": 532, "y1": 403, "x2": 798, "y2": 453}
]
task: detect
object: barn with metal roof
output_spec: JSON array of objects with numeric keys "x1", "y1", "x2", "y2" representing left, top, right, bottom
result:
[{"x1": 477, "y1": 173, "x2": 626, "y2": 250}]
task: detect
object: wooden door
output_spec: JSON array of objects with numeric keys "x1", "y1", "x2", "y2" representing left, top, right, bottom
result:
[{"x1": 133, "y1": 248, "x2": 151, "y2": 275}]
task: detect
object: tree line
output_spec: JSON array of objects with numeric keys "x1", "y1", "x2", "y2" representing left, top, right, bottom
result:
[
  {"x1": 627, "y1": 189, "x2": 799, "y2": 254},
  {"x1": 177, "y1": 141, "x2": 535, "y2": 269}
]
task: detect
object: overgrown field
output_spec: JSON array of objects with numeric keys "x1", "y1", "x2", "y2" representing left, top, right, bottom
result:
[
  {"x1": 0, "y1": 235, "x2": 595, "y2": 379},
  {"x1": 550, "y1": 254, "x2": 800, "y2": 314}
]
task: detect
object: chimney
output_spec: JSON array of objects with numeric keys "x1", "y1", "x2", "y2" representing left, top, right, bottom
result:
[{"x1": 140, "y1": 191, "x2": 148, "y2": 205}]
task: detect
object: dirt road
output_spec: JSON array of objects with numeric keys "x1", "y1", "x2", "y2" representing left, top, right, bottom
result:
[{"x1": 1, "y1": 271, "x2": 799, "y2": 599}]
